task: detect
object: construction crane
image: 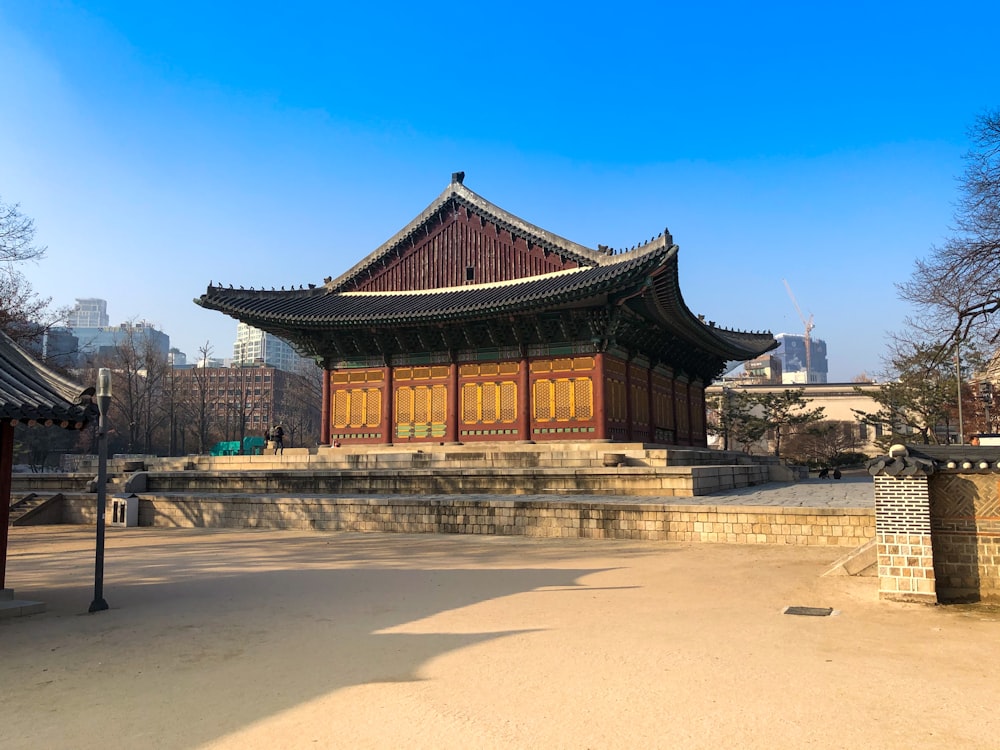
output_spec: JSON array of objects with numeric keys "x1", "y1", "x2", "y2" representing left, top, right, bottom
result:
[{"x1": 782, "y1": 279, "x2": 814, "y2": 383}]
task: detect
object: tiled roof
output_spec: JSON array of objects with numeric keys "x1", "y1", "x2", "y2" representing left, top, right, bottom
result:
[
  {"x1": 0, "y1": 330, "x2": 94, "y2": 427},
  {"x1": 199, "y1": 243, "x2": 670, "y2": 328},
  {"x1": 325, "y1": 179, "x2": 619, "y2": 292},
  {"x1": 197, "y1": 241, "x2": 775, "y2": 363}
]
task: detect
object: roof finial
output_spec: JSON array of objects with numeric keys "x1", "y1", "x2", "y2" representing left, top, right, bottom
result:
[{"x1": 451, "y1": 171, "x2": 465, "y2": 185}]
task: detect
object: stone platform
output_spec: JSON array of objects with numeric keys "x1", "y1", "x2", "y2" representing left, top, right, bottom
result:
[{"x1": 10, "y1": 443, "x2": 873, "y2": 548}]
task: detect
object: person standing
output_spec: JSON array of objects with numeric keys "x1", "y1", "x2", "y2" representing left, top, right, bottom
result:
[{"x1": 271, "y1": 424, "x2": 284, "y2": 455}]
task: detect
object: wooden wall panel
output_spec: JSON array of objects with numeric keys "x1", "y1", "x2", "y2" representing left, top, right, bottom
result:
[{"x1": 346, "y1": 207, "x2": 580, "y2": 292}]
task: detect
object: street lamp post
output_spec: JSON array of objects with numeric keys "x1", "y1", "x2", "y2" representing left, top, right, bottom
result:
[{"x1": 89, "y1": 368, "x2": 112, "y2": 613}]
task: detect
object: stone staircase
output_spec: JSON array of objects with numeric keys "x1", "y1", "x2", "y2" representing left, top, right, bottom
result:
[{"x1": 8, "y1": 443, "x2": 798, "y2": 529}]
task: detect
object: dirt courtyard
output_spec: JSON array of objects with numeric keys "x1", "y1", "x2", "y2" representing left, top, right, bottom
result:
[{"x1": 2, "y1": 526, "x2": 998, "y2": 749}]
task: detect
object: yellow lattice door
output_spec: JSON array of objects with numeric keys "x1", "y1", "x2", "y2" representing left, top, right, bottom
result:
[
  {"x1": 333, "y1": 388, "x2": 381, "y2": 428},
  {"x1": 534, "y1": 380, "x2": 552, "y2": 421},
  {"x1": 461, "y1": 381, "x2": 518, "y2": 427},
  {"x1": 499, "y1": 382, "x2": 517, "y2": 423},
  {"x1": 533, "y1": 377, "x2": 593, "y2": 423},
  {"x1": 395, "y1": 384, "x2": 447, "y2": 439}
]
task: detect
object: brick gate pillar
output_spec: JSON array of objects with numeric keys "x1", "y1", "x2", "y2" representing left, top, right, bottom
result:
[{"x1": 874, "y1": 473, "x2": 937, "y2": 603}]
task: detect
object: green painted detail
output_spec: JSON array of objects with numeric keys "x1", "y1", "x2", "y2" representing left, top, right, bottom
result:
[
  {"x1": 391, "y1": 352, "x2": 451, "y2": 366},
  {"x1": 332, "y1": 357, "x2": 384, "y2": 369},
  {"x1": 396, "y1": 423, "x2": 447, "y2": 439}
]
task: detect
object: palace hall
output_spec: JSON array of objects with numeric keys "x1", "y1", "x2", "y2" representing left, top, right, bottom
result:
[{"x1": 197, "y1": 174, "x2": 776, "y2": 447}]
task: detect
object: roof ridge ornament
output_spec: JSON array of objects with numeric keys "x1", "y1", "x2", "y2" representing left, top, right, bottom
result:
[{"x1": 451, "y1": 171, "x2": 465, "y2": 185}]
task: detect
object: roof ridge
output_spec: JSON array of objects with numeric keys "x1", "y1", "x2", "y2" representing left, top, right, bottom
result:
[{"x1": 325, "y1": 177, "x2": 612, "y2": 292}]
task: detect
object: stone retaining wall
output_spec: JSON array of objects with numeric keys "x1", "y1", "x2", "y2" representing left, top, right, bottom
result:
[{"x1": 58, "y1": 494, "x2": 874, "y2": 546}]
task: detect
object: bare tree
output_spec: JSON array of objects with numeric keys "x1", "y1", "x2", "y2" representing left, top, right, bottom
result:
[
  {"x1": 0, "y1": 197, "x2": 61, "y2": 345},
  {"x1": 898, "y1": 109, "x2": 1000, "y2": 349},
  {"x1": 783, "y1": 420, "x2": 866, "y2": 467},
  {"x1": 96, "y1": 323, "x2": 171, "y2": 454},
  {"x1": 0, "y1": 197, "x2": 46, "y2": 263},
  {"x1": 183, "y1": 342, "x2": 217, "y2": 453},
  {"x1": 277, "y1": 361, "x2": 322, "y2": 448}
]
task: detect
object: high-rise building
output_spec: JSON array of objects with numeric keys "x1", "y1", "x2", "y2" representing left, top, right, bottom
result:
[
  {"x1": 65, "y1": 300, "x2": 169, "y2": 363},
  {"x1": 232, "y1": 323, "x2": 312, "y2": 373},
  {"x1": 774, "y1": 333, "x2": 828, "y2": 384},
  {"x1": 66, "y1": 298, "x2": 109, "y2": 328}
]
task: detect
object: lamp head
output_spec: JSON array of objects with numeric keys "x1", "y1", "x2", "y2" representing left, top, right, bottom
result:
[{"x1": 98, "y1": 368, "x2": 112, "y2": 398}]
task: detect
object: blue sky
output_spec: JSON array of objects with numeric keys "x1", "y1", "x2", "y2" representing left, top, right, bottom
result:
[{"x1": 1, "y1": 1, "x2": 996, "y2": 380}]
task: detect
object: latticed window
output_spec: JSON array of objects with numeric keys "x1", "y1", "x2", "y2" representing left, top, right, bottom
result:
[
  {"x1": 333, "y1": 388, "x2": 381, "y2": 428},
  {"x1": 366, "y1": 389, "x2": 381, "y2": 425},
  {"x1": 349, "y1": 391, "x2": 365, "y2": 425},
  {"x1": 430, "y1": 385, "x2": 447, "y2": 423},
  {"x1": 606, "y1": 379, "x2": 626, "y2": 421},
  {"x1": 413, "y1": 387, "x2": 430, "y2": 423},
  {"x1": 481, "y1": 382, "x2": 498, "y2": 422},
  {"x1": 534, "y1": 380, "x2": 552, "y2": 420},
  {"x1": 631, "y1": 383, "x2": 649, "y2": 423},
  {"x1": 333, "y1": 391, "x2": 349, "y2": 426},
  {"x1": 554, "y1": 380, "x2": 572, "y2": 420},
  {"x1": 499, "y1": 382, "x2": 516, "y2": 422},
  {"x1": 462, "y1": 381, "x2": 517, "y2": 424},
  {"x1": 396, "y1": 385, "x2": 447, "y2": 427},
  {"x1": 574, "y1": 378, "x2": 593, "y2": 419},
  {"x1": 396, "y1": 388, "x2": 413, "y2": 423},
  {"x1": 462, "y1": 384, "x2": 479, "y2": 423},
  {"x1": 534, "y1": 377, "x2": 593, "y2": 422}
]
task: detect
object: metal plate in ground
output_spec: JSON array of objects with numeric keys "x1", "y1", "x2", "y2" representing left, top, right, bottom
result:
[{"x1": 783, "y1": 606, "x2": 834, "y2": 616}]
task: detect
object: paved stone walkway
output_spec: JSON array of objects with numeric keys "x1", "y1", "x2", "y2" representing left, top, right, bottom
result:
[{"x1": 329, "y1": 474, "x2": 875, "y2": 509}]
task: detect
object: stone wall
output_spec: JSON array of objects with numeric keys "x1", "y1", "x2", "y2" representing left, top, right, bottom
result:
[
  {"x1": 871, "y1": 446, "x2": 1000, "y2": 604},
  {"x1": 59, "y1": 493, "x2": 873, "y2": 546},
  {"x1": 929, "y1": 473, "x2": 1000, "y2": 603}
]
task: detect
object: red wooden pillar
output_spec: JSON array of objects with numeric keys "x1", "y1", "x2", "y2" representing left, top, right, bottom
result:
[
  {"x1": 381, "y1": 365, "x2": 394, "y2": 445},
  {"x1": 668, "y1": 375, "x2": 678, "y2": 445},
  {"x1": 517, "y1": 356, "x2": 531, "y2": 441},
  {"x1": 646, "y1": 367, "x2": 655, "y2": 443},
  {"x1": 624, "y1": 358, "x2": 633, "y2": 441},
  {"x1": 593, "y1": 352, "x2": 608, "y2": 440},
  {"x1": 1, "y1": 421, "x2": 14, "y2": 589},
  {"x1": 686, "y1": 381, "x2": 696, "y2": 446},
  {"x1": 320, "y1": 369, "x2": 331, "y2": 445},
  {"x1": 446, "y1": 362, "x2": 459, "y2": 443},
  {"x1": 692, "y1": 379, "x2": 704, "y2": 446}
]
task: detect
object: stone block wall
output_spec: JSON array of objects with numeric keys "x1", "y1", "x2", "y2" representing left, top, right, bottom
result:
[
  {"x1": 929, "y1": 473, "x2": 1000, "y2": 603},
  {"x1": 874, "y1": 476, "x2": 936, "y2": 603},
  {"x1": 871, "y1": 446, "x2": 1000, "y2": 604},
  {"x1": 124, "y1": 495, "x2": 873, "y2": 546}
]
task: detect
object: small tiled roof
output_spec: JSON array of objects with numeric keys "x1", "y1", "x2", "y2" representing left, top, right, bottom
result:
[{"x1": 0, "y1": 330, "x2": 94, "y2": 427}]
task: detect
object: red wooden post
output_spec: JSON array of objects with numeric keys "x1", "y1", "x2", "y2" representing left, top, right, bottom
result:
[
  {"x1": 517, "y1": 356, "x2": 531, "y2": 441},
  {"x1": 446, "y1": 362, "x2": 459, "y2": 443},
  {"x1": 382, "y1": 365, "x2": 394, "y2": 445},
  {"x1": 647, "y1": 367, "x2": 655, "y2": 443},
  {"x1": 0, "y1": 421, "x2": 15, "y2": 590},
  {"x1": 320, "y1": 369, "x2": 331, "y2": 446},
  {"x1": 624, "y1": 358, "x2": 633, "y2": 441},
  {"x1": 593, "y1": 352, "x2": 607, "y2": 440}
]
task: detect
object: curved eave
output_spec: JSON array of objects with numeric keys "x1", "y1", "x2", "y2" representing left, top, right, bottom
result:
[
  {"x1": 624, "y1": 251, "x2": 776, "y2": 361},
  {"x1": 0, "y1": 331, "x2": 95, "y2": 428},
  {"x1": 197, "y1": 245, "x2": 672, "y2": 330}
]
